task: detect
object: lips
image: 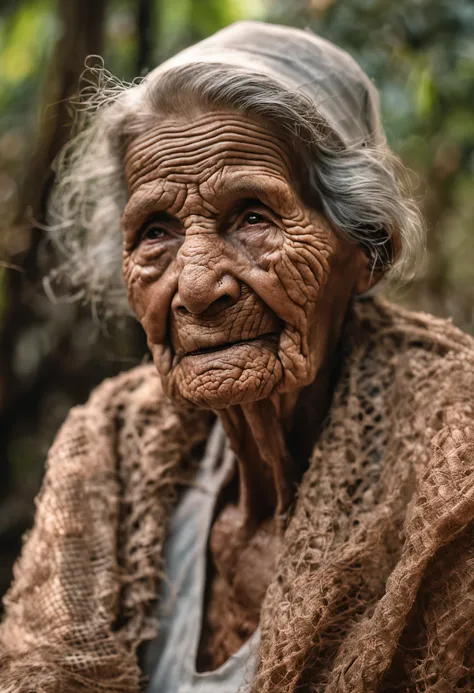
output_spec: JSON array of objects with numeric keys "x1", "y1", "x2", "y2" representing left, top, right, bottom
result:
[
  {"x1": 182, "y1": 332, "x2": 280, "y2": 358},
  {"x1": 169, "y1": 292, "x2": 283, "y2": 362}
]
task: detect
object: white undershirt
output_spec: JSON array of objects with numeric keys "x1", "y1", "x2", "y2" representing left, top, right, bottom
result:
[{"x1": 144, "y1": 421, "x2": 260, "y2": 693}]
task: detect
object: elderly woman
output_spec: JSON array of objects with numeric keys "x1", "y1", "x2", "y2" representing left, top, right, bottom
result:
[{"x1": 1, "y1": 20, "x2": 474, "y2": 693}]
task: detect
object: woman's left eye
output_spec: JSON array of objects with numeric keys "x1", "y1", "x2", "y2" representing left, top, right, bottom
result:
[
  {"x1": 243, "y1": 211, "x2": 266, "y2": 226},
  {"x1": 143, "y1": 226, "x2": 166, "y2": 241}
]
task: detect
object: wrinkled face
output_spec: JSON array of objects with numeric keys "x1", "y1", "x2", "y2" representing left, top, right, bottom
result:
[{"x1": 122, "y1": 110, "x2": 370, "y2": 409}]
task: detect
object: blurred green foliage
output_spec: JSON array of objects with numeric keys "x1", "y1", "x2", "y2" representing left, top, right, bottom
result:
[
  {"x1": 0, "y1": 1, "x2": 56, "y2": 111},
  {"x1": 0, "y1": 0, "x2": 473, "y2": 594}
]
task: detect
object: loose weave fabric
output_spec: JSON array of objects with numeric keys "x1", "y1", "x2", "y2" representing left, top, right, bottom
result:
[{"x1": 1, "y1": 297, "x2": 474, "y2": 693}]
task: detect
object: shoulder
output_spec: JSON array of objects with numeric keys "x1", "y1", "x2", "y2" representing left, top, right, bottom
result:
[
  {"x1": 350, "y1": 296, "x2": 474, "y2": 431},
  {"x1": 47, "y1": 362, "x2": 212, "y2": 487},
  {"x1": 71, "y1": 361, "x2": 208, "y2": 434},
  {"x1": 86, "y1": 361, "x2": 163, "y2": 412},
  {"x1": 49, "y1": 363, "x2": 164, "y2": 468},
  {"x1": 353, "y1": 296, "x2": 474, "y2": 368}
]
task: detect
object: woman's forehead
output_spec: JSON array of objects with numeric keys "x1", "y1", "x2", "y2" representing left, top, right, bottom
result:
[{"x1": 124, "y1": 110, "x2": 293, "y2": 195}]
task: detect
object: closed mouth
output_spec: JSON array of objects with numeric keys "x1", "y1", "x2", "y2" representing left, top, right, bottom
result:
[{"x1": 184, "y1": 332, "x2": 280, "y2": 357}]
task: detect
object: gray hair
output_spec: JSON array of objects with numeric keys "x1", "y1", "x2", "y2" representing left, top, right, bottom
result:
[{"x1": 46, "y1": 62, "x2": 425, "y2": 318}]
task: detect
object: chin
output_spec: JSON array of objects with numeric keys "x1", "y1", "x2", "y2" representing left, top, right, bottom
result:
[{"x1": 160, "y1": 342, "x2": 283, "y2": 410}]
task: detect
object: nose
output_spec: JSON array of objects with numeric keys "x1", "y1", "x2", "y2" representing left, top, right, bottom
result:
[{"x1": 173, "y1": 263, "x2": 241, "y2": 317}]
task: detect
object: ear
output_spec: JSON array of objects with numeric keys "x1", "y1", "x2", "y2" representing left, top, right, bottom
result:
[
  {"x1": 354, "y1": 230, "x2": 401, "y2": 295},
  {"x1": 354, "y1": 249, "x2": 384, "y2": 294}
]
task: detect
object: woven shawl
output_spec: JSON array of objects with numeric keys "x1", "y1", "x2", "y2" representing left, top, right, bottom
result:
[{"x1": 1, "y1": 297, "x2": 474, "y2": 693}]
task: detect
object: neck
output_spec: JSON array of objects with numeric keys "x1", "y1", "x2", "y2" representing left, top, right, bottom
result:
[{"x1": 217, "y1": 363, "x2": 335, "y2": 536}]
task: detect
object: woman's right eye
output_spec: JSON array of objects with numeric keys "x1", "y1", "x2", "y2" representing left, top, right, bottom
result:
[{"x1": 142, "y1": 225, "x2": 166, "y2": 242}]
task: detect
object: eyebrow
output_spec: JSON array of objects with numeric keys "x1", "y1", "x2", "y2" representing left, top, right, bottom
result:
[
  {"x1": 210, "y1": 174, "x2": 294, "y2": 214},
  {"x1": 121, "y1": 183, "x2": 179, "y2": 233}
]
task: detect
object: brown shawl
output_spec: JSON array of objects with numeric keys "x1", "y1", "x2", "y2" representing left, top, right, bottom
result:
[{"x1": 1, "y1": 297, "x2": 474, "y2": 693}]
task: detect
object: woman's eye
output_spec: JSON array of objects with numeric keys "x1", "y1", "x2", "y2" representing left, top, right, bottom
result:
[
  {"x1": 143, "y1": 226, "x2": 166, "y2": 241},
  {"x1": 243, "y1": 211, "x2": 265, "y2": 226}
]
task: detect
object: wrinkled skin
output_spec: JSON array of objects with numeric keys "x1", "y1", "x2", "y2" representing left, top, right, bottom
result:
[{"x1": 122, "y1": 110, "x2": 376, "y2": 670}]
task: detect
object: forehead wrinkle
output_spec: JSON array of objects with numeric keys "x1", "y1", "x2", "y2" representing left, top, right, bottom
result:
[
  {"x1": 125, "y1": 111, "x2": 289, "y2": 161},
  {"x1": 129, "y1": 110, "x2": 260, "y2": 143},
  {"x1": 128, "y1": 141, "x2": 291, "y2": 192},
  {"x1": 130, "y1": 119, "x2": 287, "y2": 158},
  {"x1": 125, "y1": 113, "x2": 293, "y2": 193},
  {"x1": 156, "y1": 138, "x2": 288, "y2": 172}
]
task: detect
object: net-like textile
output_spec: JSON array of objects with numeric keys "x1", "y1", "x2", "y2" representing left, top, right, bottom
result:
[{"x1": 1, "y1": 297, "x2": 474, "y2": 692}]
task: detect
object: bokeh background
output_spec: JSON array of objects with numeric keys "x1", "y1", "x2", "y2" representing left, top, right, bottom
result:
[{"x1": 0, "y1": 0, "x2": 473, "y2": 598}]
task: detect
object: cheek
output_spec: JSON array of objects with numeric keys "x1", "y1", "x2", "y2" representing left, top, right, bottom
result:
[
  {"x1": 232, "y1": 224, "x2": 284, "y2": 267},
  {"x1": 295, "y1": 217, "x2": 339, "y2": 291},
  {"x1": 257, "y1": 218, "x2": 336, "y2": 317},
  {"x1": 122, "y1": 247, "x2": 178, "y2": 342}
]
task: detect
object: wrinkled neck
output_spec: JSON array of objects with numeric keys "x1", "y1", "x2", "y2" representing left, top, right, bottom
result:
[
  {"x1": 217, "y1": 365, "x2": 335, "y2": 535},
  {"x1": 219, "y1": 399, "x2": 295, "y2": 534}
]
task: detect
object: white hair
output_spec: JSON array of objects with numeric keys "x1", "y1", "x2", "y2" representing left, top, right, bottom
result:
[{"x1": 46, "y1": 61, "x2": 425, "y2": 318}]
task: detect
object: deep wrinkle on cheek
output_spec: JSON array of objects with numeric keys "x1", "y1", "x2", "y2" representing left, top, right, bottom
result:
[{"x1": 137, "y1": 264, "x2": 179, "y2": 337}]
